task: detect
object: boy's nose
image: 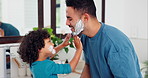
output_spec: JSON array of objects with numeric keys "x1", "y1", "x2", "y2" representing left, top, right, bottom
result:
[{"x1": 51, "y1": 43, "x2": 54, "y2": 46}]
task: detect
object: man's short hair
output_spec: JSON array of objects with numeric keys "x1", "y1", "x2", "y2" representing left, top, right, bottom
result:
[{"x1": 66, "y1": 0, "x2": 97, "y2": 17}]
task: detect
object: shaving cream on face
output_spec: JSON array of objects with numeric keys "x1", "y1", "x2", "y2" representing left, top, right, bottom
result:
[
  {"x1": 48, "y1": 45, "x2": 56, "y2": 54},
  {"x1": 72, "y1": 20, "x2": 84, "y2": 36}
]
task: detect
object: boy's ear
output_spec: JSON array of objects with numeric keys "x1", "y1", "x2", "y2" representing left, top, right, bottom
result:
[{"x1": 38, "y1": 49, "x2": 41, "y2": 52}]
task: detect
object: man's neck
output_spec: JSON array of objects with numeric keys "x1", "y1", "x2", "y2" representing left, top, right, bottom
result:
[{"x1": 84, "y1": 20, "x2": 101, "y2": 38}]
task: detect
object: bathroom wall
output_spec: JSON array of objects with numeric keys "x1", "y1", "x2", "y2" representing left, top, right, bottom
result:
[{"x1": 130, "y1": 38, "x2": 148, "y2": 63}]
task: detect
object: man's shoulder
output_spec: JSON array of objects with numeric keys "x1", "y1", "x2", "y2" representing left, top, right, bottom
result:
[
  {"x1": 102, "y1": 24, "x2": 132, "y2": 49},
  {"x1": 103, "y1": 24, "x2": 128, "y2": 40},
  {"x1": 103, "y1": 24, "x2": 120, "y2": 34}
]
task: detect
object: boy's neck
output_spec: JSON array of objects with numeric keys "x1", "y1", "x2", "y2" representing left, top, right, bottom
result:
[
  {"x1": 36, "y1": 53, "x2": 49, "y2": 61},
  {"x1": 0, "y1": 22, "x2": 2, "y2": 26},
  {"x1": 36, "y1": 58, "x2": 46, "y2": 61}
]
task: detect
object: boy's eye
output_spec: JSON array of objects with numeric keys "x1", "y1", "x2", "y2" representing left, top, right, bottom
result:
[{"x1": 48, "y1": 39, "x2": 51, "y2": 42}]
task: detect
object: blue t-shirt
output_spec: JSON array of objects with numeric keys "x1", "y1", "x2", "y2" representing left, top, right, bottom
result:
[
  {"x1": 30, "y1": 59, "x2": 71, "y2": 78},
  {"x1": 0, "y1": 22, "x2": 20, "y2": 36},
  {"x1": 81, "y1": 23, "x2": 142, "y2": 78}
]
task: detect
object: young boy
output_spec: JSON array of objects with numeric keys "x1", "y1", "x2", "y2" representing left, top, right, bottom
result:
[{"x1": 18, "y1": 30, "x2": 83, "y2": 78}]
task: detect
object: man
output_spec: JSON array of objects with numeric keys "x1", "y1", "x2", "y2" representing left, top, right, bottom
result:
[
  {"x1": 0, "y1": 21, "x2": 20, "y2": 36},
  {"x1": 65, "y1": 0, "x2": 142, "y2": 78}
]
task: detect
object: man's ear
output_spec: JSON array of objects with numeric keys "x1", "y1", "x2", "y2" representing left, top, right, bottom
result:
[{"x1": 83, "y1": 13, "x2": 89, "y2": 22}]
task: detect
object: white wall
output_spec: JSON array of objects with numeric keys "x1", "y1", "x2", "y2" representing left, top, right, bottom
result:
[
  {"x1": 105, "y1": 0, "x2": 147, "y2": 39},
  {"x1": 105, "y1": 0, "x2": 148, "y2": 63},
  {"x1": 130, "y1": 38, "x2": 148, "y2": 63}
]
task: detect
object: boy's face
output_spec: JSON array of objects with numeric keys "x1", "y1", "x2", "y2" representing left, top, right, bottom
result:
[{"x1": 39, "y1": 38, "x2": 54, "y2": 56}]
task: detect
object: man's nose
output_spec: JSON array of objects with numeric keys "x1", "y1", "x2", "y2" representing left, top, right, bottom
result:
[{"x1": 66, "y1": 20, "x2": 70, "y2": 26}]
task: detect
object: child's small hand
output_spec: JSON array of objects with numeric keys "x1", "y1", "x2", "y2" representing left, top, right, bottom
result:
[
  {"x1": 61, "y1": 34, "x2": 71, "y2": 47},
  {"x1": 69, "y1": 36, "x2": 83, "y2": 71},
  {"x1": 73, "y1": 36, "x2": 83, "y2": 51}
]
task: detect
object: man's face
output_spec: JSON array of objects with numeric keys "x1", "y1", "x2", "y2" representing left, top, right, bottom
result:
[{"x1": 66, "y1": 7, "x2": 80, "y2": 32}]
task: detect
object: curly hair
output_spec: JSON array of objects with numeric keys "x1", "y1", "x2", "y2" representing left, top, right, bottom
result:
[
  {"x1": 66, "y1": 0, "x2": 96, "y2": 18},
  {"x1": 17, "y1": 30, "x2": 50, "y2": 64}
]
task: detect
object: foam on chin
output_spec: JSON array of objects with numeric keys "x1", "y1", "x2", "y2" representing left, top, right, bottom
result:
[
  {"x1": 48, "y1": 46, "x2": 56, "y2": 54},
  {"x1": 72, "y1": 20, "x2": 84, "y2": 36},
  {"x1": 72, "y1": 32, "x2": 77, "y2": 36}
]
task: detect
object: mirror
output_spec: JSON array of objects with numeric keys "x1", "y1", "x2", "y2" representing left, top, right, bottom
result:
[
  {"x1": 0, "y1": 0, "x2": 44, "y2": 44},
  {"x1": 0, "y1": 0, "x2": 38, "y2": 37}
]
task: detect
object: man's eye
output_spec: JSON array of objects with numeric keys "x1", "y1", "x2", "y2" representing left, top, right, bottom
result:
[{"x1": 69, "y1": 19, "x2": 72, "y2": 21}]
